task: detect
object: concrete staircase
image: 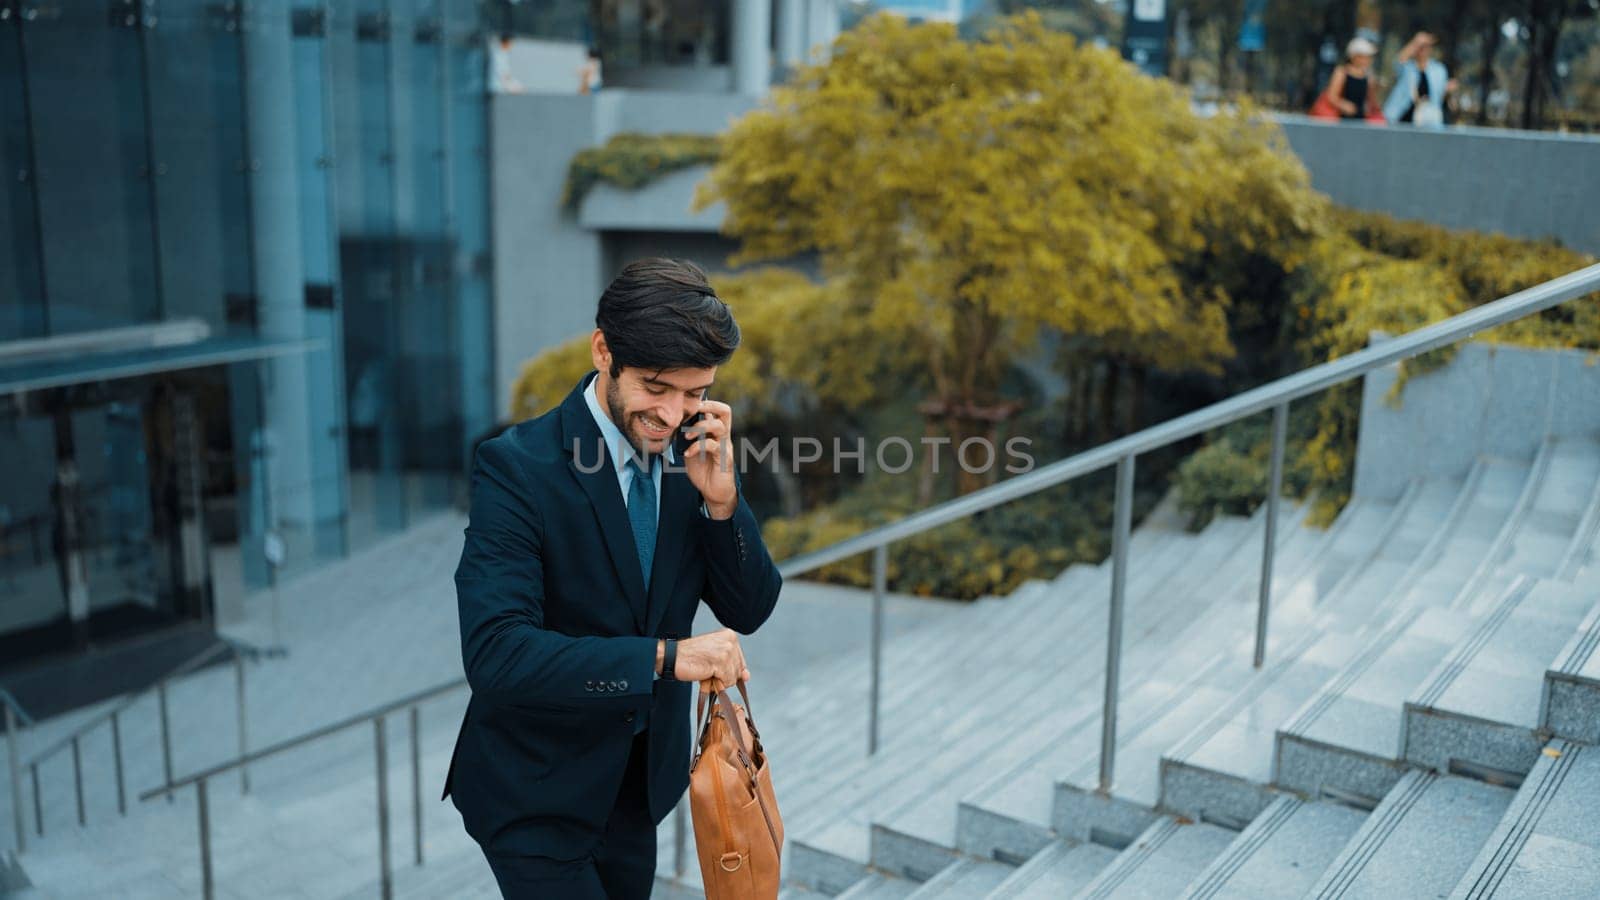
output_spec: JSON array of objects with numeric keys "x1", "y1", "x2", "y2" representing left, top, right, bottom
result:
[
  {"x1": 4, "y1": 421, "x2": 1597, "y2": 899},
  {"x1": 764, "y1": 435, "x2": 1600, "y2": 899}
]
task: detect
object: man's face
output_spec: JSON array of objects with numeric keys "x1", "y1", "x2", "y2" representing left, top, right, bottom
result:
[{"x1": 603, "y1": 365, "x2": 716, "y2": 459}]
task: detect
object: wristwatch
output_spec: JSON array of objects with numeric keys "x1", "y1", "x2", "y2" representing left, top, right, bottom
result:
[{"x1": 660, "y1": 639, "x2": 679, "y2": 682}]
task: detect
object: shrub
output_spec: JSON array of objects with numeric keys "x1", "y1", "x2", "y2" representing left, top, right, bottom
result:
[{"x1": 561, "y1": 133, "x2": 720, "y2": 212}]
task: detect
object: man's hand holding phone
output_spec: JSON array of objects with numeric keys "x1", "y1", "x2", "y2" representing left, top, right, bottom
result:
[{"x1": 681, "y1": 399, "x2": 736, "y2": 519}]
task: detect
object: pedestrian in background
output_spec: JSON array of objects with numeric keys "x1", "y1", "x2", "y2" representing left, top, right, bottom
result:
[
  {"x1": 1312, "y1": 37, "x2": 1380, "y2": 121},
  {"x1": 1384, "y1": 31, "x2": 1449, "y2": 128}
]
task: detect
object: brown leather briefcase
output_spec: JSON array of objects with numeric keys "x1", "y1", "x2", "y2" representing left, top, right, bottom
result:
[{"x1": 689, "y1": 680, "x2": 783, "y2": 899}]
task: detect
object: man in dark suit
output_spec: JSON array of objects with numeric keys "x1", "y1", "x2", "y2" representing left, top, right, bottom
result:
[{"x1": 442, "y1": 259, "x2": 783, "y2": 898}]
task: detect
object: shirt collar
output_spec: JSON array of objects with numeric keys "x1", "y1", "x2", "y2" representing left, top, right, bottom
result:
[{"x1": 584, "y1": 375, "x2": 676, "y2": 472}]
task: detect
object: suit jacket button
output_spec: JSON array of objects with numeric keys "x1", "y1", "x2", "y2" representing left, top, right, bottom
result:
[
  {"x1": 608, "y1": 681, "x2": 619, "y2": 691},
  {"x1": 619, "y1": 679, "x2": 629, "y2": 691},
  {"x1": 585, "y1": 681, "x2": 595, "y2": 692},
  {"x1": 624, "y1": 711, "x2": 636, "y2": 724}
]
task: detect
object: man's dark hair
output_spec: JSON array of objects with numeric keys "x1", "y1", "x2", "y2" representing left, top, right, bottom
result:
[{"x1": 595, "y1": 258, "x2": 740, "y2": 377}]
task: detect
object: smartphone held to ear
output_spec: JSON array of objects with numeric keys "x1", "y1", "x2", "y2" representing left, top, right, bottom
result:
[{"x1": 673, "y1": 393, "x2": 710, "y2": 457}]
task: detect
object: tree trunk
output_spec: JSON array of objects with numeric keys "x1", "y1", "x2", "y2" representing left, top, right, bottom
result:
[
  {"x1": 768, "y1": 445, "x2": 803, "y2": 517},
  {"x1": 1098, "y1": 361, "x2": 1121, "y2": 442},
  {"x1": 1478, "y1": 16, "x2": 1501, "y2": 126},
  {"x1": 917, "y1": 415, "x2": 939, "y2": 506},
  {"x1": 1522, "y1": 0, "x2": 1547, "y2": 130},
  {"x1": 1126, "y1": 365, "x2": 1147, "y2": 435}
]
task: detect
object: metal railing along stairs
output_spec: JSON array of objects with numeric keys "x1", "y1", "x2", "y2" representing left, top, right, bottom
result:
[{"x1": 3, "y1": 637, "x2": 255, "y2": 856}]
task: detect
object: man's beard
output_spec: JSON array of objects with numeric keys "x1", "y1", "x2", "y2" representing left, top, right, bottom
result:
[{"x1": 605, "y1": 375, "x2": 670, "y2": 461}]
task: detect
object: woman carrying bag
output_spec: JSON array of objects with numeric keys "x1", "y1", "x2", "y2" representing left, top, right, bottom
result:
[{"x1": 1311, "y1": 37, "x2": 1383, "y2": 122}]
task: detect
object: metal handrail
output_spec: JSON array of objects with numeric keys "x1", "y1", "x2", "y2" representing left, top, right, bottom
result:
[
  {"x1": 776, "y1": 262, "x2": 1600, "y2": 579},
  {"x1": 7, "y1": 635, "x2": 255, "y2": 854},
  {"x1": 0, "y1": 691, "x2": 34, "y2": 729},
  {"x1": 138, "y1": 676, "x2": 470, "y2": 900},
  {"x1": 776, "y1": 261, "x2": 1600, "y2": 786},
  {"x1": 140, "y1": 676, "x2": 464, "y2": 799},
  {"x1": 23, "y1": 639, "x2": 247, "y2": 767},
  {"x1": 3, "y1": 690, "x2": 32, "y2": 857}
]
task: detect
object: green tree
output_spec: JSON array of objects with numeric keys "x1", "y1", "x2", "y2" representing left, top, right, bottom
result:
[{"x1": 698, "y1": 12, "x2": 1324, "y2": 491}]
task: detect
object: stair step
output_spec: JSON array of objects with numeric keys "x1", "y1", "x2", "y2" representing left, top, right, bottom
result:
[
  {"x1": 1275, "y1": 604, "x2": 1475, "y2": 805},
  {"x1": 1071, "y1": 818, "x2": 1235, "y2": 900},
  {"x1": 1161, "y1": 629, "x2": 1364, "y2": 828},
  {"x1": 1177, "y1": 797, "x2": 1366, "y2": 899},
  {"x1": 869, "y1": 514, "x2": 1290, "y2": 874},
  {"x1": 903, "y1": 857, "x2": 1014, "y2": 899},
  {"x1": 1157, "y1": 478, "x2": 1454, "y2": 830},
  {"x1": 1542, "y1": 577, "x2": 1600, "y2": 744},
  {"x1": 953, "y1": 508, "x2": 1303, "y2": 861},
  {"x1": 987, "y1": 840, "x2": 1117, "y2": 899},
  {"x1": 1402, "y1": 577, "x2": 1592, "y2": 777},
  {"x1": 1305, "y1": 771, "x2": 1513, "y2": 899},
  {"x1": 1447, "y1": 740, "x2": 1600, "y2": 899},
  {"x1": 785, "y1": 519, "x2": 1265, "y2": 887},
  {"x1": 834, "y1": 871, "x2": 919, "y2": 900},
  {"x1": 1056, "y1": 497, "x2": 1401, "y2": 844},
  {"x1": 1496, "y1": 437, "x2": 1600, "y2": 578}
]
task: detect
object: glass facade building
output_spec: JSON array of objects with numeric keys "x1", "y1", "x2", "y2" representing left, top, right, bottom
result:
[{"x1": 0, "y1": 0, "x2": 493, "y2": 679}]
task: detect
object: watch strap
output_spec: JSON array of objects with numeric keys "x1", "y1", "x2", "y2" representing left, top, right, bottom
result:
[{"x1": 661, "y1": 639, "x2": 679, "y2": 681}]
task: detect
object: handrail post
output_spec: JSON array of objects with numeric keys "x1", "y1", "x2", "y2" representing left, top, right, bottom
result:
[
  {"x1": 869, "y1": 544, "x2": 887, "y2": 756},
  {"x1": 409, "y1": 705, "x2": 422, "y2": 867},
  {"x1": 196, "y1": 777, "x2": 213, "y2": 900},
  {"x1": 234, "y1": 653, "x2": 250, "y2": 795},
  {"x1": 374, "y1": 717, "x2": 393, "y2": 900},
  {"x1": 29, "y1": 763, "x2": 41, "y2": 835},
  {"x1": 111, "y1": 709, "x2": 126, "y2": 816},
  {"x1": 70, "y1": 736, "x2": 84, "y2": 826},
  {"x1": 673, "y1": 798, "x2": 687, "y2": 877},
  {"x1": 1099, "y1": 454, "x2": 1135, "y2": 793},
  {"x1": 6, "y1": 703, "x2": 23, "y2": 853},
  {"x1": 1255, "y1": 403, "x2": 1288, "y2": 670},
  {"x1": 158, "y1": 681, "x2": 174, "y2": 803}
]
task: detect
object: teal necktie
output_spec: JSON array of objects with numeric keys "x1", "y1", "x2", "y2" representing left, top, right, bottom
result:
[
  {"x1": 626, "y1": 457, "x2": 656, "y2": 734},
  {"x1": 627, "y1": 457, "x2": 657, "y2": 587}
]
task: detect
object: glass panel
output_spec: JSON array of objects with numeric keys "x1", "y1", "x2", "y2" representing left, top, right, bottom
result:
[
  {"x1": 70, "y1": 399, "x2": 164, "y2": 622},
  {"x1": 20, "y1": 0, "x2": 161, "y2": 334},
  {"x1": 400, "y1": 0, "x2": 456, "y2": 516},
  {"x1": 293, "y1": 9, "x2": 352, "y2": 561},
  {"x1": 0, "y1": 409, "x2": 64, "y2": 640},
  {"x1": 0, "y1": 12, "x2": 47, "y2": 340},
  {"x1": 448, "y1": 0, "x2": 494, "y2": 464},
  {"x1": 333, "y1": 0, "x2": 407, "y2": 551},
  {"x1": 143, "y1": 0, "x2": 253, "y2": 333}
]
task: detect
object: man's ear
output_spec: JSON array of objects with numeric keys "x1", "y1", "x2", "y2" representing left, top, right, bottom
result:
[{"x1": 590, "y1": 329, "x2": 609, "y2": 373}]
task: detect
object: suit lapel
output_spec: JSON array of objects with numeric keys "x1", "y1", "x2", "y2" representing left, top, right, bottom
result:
[
  {"x1": 646, "y1": 464, "x2": 695, "y2": 635},
  {"x1": 561, "y1": 373, "x2": 649, "y2": 631}
]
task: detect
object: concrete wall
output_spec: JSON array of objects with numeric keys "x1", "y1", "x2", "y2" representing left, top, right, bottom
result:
[
  {"x1": 1352, "y1": 341, "x2": 1600, "y2": 501},
  {"x1": 488, "y1": 90, "x2": 757, "y2": 417},
  {"x1": 1276, "y1": 115, "x2": 1600, "y2": 256},
  {"x1": 490, "y1": 94, "x2": 607, "y2": 417}
]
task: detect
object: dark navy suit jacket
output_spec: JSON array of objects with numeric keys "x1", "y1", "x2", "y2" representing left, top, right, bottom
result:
[{"x1": 442, "y1": 371, "x2": 782, "y2": 861}]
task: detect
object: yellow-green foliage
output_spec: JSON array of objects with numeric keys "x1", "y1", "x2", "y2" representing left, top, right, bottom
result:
[
  {"x1": 562, "y1": 133, "x2": 721, "y2": 212},
  {"x1": 1288, "y1": 218, "x2": 1598, "y2": 525},
  {"x1": 507, "y1": 334, "x2": 594, "y2": 422},
  {"x1": 759, "y1": 476, "x2": 1129, "y2": 600},
  {"x1": 697, "y1": 12, "x2": 1326, "y2": 409},
  {"x1": 1336, "y1": 209, "x2": 1600, "y2": 352}
]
